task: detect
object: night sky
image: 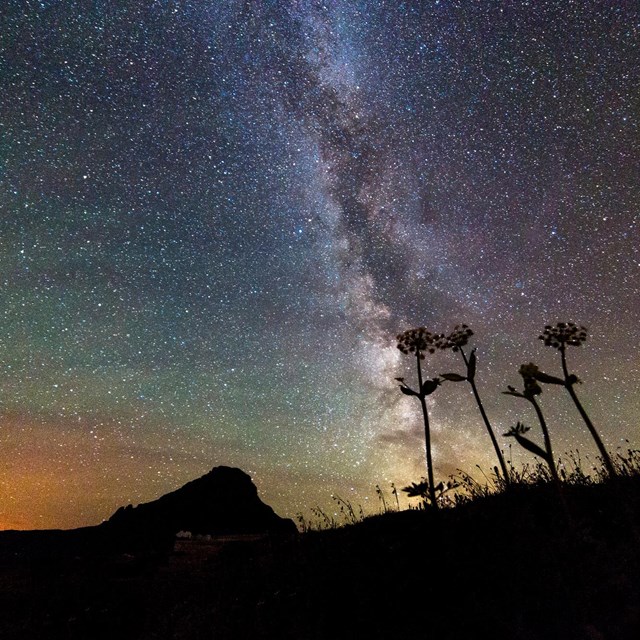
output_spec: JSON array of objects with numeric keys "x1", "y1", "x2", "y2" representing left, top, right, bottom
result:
[{"x1": 1, "y1": 0, "x2": 638, "y2": 530}]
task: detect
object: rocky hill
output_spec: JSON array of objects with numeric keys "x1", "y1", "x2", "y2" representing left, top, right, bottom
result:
[
  {"x1": 0, "y1": 466, "x2": 296, "y2": 564},
  {"x1": 104, "y1": 466, "x2": 297, "y2": 545}
]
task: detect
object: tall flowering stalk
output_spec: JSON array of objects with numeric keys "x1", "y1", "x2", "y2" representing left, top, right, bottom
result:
[
  {"x1": 395, "y1": 327, "x2": 443, "y2": 509},
  {"x1": 504, "y1": 363, "x2": 560, "y2": 485},
  {"x1": 539, "y1": 322, "x2": 617, "y2": 478},
  {"x1": 440, "y1": 325, "x2": 511, "y2": 486}
]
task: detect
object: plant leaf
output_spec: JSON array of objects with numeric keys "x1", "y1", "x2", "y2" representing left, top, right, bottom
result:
[
  {"x1": 400, "y1": 385, "x2": 419, "y2": 396},
  {"x1": 514, "y1": 434, "x2": 549, "y2": 461},
  {"x1": 441, "y1": 373, "x2": 467, "y2": 382},
  {"x1": 421, "y1": 378, "x2": 441, "y2": 396}
]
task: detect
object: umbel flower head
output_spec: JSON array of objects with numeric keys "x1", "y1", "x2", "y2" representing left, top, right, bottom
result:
[
  {"x1": 441, "y1": 324, "x2": 474, "y2": 352},
  {"x1": 396, "y1": 327, "x2": 445, "y2": 359},
  {"x1": 539, "y1": 322, "x2": 587, "y2": 349}
]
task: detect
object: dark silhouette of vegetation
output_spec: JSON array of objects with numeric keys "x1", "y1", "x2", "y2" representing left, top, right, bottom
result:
[
  {"x1": 504, "y1": 363, "x2": 561, "y2": 485},
  {"x1": 331, "y1": 494, "x2": 363, "y2": 526},
  {"x1": 394, "y1": 319, "x2": 619, "y2": 495},
  {"x1": 390, "y1": 482, "x2": 400, "y2": 511},
  {"x1": 1, "y1": 455, "x2": 638, "y2": 640},
  {"x1": 539, "y1": 322, "x2": 617, "y2": 478},
  {"x1": 503, "y1": 421, "x2": 549, "y2": 461},
  {"x1": 375, "y1": 484, "x2": 388, "y2": 513},
  {"x1": 439, "y1": 324, "x2": 511, "y2": 486},
  {"x1": 401, "y1": 478, "x2": 459, "y2": 509},
  {"x1": 395, "y1": 327, "x2": 443, "y2": 508}
]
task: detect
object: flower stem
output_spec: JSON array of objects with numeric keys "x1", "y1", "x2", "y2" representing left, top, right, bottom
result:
[
  {"x1": 460, "y1": 348, "x2": 511, "y2": 486},
  {"x1": 560, "y1": 346, "x2": 616, "y2": 478},
  {"x1": 529, "y1": 396, "x2": 560, "y2": 485},
  {"x1": 416, "y1": 351, "x2": 438, "y2": 509}
]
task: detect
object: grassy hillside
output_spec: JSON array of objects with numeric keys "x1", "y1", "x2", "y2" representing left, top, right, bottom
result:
[{"x1": 0, "y1": 471, "x2": 638, "y2": 639}]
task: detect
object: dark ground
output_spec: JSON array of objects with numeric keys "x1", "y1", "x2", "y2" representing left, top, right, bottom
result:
[{"x1": 1, "y1": 476, "x2": 639, "y2": 640}]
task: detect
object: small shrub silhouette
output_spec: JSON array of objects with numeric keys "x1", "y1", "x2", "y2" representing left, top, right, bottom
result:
[
  {"x1": 395, "y1": 327, "x2": 444, "y2": 508},
  {"x1": 439, "y1": 324, "x2": 511, "y2": 486},
  {"x1": 539, "y1": 322, "x2": 617, "y2": 478}
]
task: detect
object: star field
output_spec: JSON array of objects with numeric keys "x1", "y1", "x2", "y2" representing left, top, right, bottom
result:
[{"x1": 1, "y1": 1, "x2": 639, "y2": 529}]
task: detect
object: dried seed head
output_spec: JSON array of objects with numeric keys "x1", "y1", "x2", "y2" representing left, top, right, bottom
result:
[
  {"x1": 441, "y1": 324, "x2": 474, "y2": 350},
  {"x1": 396, "y1": 326, "x2": 443, "y2": 357},
  {"x1": 539, "y1": 322, "x2": 588, "y2": 349}
]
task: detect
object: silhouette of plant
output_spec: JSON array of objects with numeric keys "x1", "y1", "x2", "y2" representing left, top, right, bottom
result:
[
  {"x1": 390, "y1": 483, "x2": 400, "y2": 511},
  {"x1": 402, "y1": 480, "x2": 429, "y2": 502},
  {"x1": 309, "y1": 506, "x2": 336, "y2": 530},
  {"x1": 503, "y1": 364, "x2": 560, "y2": 484},
  {"x1": 395, "y1": 327, "x2": 444, "y2": 508},
  {"x1": 401, "y1": 478, "x2": 459, "y2": 509},
  {"x1": 503, "y1": 422, "x2": 550, "y2": 461},
  {"x1": 539, "y1": 322, "x2": 617, "y2": 478},
  {"x1": 331, "y1": 495, "x2": 363, "y2": 525},
  {"x1": 296, "y1": 513, "x2": 310, "y2": 533},
  {"x1": 454, "y1": 468, "x2": 494, "y2": 500},
  {"x1": 439, "y1": 324, "x2": 511, "y2": 486},
  {"x1": 375, "y1": 484, "x2": 388, "y2": 513},
  {"x1": 616, "y1": 444, "x2": 640, "y2": 478}
]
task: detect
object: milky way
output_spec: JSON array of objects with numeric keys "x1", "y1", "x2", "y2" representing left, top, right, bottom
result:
[{"x1": 1, "y1": 1, "x2": 639, "y2": 529}]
